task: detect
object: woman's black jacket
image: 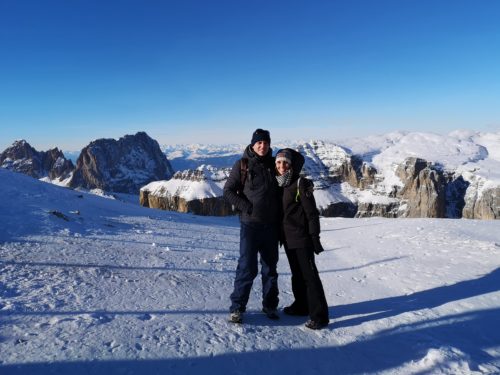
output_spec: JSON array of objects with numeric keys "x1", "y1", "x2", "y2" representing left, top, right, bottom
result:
[{"x1": 278, "y1": 148, "x2": 321, "y2": 249}]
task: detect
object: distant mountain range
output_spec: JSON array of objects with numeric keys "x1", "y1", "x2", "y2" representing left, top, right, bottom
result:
[{"x1": 1, "y1": 131, "x2": 499, "y2": 219}]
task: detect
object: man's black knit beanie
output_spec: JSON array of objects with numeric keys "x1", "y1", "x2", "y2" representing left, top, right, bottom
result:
[{"x1": 251, "y1": 129, "x2": 271, "y2": 146}]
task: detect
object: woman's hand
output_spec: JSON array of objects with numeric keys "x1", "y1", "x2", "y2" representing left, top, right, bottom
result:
[{"x1": 312, "y1": 236, "x2": 324, "y2": 255}]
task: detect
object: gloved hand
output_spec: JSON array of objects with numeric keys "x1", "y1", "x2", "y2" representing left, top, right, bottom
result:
[{"x1": 312, "y1": 236, "x2": 324, "y2": 255}]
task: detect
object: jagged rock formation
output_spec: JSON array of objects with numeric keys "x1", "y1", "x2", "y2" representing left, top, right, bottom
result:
[
  {"x1": 69, "y1": 132, "x2": 173, "y2": 194},
  {"x1": 140, "y1": 166, "x2": 234, "y2": 216},
  {"x1": 462, "y1": 180, "x2": 500, "y2": 220},
  {"x1": 0, "y1": 140, "x2": 74, "y2": 181},
  {"x1": 395, "y1": 157, "x2": 446, "y2": 218},
  {"x1": 465, "y1": 187, "x2": 500, "y2": 219},
  {"x1": 344, "y1": 155, "x2": 377, "y2": 189}
]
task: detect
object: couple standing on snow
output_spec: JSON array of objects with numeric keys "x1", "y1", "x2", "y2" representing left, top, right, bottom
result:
[{"x1": 223, "y1": 128, "x2": 329, "y2": 330}]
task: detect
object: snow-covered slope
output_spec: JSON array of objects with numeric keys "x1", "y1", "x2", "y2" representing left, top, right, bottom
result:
[{"x1": 1, "y1": 168, "x2": 500, "y2": 374}]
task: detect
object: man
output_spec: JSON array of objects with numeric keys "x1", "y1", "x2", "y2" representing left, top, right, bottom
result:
[{"x1": 223, "y1": 129, "x2": 280, "y2": 323}]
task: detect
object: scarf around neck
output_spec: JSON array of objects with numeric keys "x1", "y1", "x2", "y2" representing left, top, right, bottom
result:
[{"x1": 276, "y1": 169, "x2": 293, "y2": 187}]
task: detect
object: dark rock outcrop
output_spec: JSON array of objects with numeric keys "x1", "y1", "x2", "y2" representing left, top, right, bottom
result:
[
  {"x1": 0, "y1": 140, "x2": 74, "y2": 180},
  {"x1": 69, "y1": 132, "x2": 174, "y2": 194}
]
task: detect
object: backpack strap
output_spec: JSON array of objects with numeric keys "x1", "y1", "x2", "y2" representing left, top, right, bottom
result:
[
  {"x1": 240, "y1": 158, "x2": 248, "y2": 187},
  {"x1": 295, "y1": 177, "x2": 301, "y2": 202}
]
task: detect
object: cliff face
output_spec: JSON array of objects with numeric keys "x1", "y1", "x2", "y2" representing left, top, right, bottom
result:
[
  {"x1": 395, "y1": 158, "x2": 446, "y2": 218},
  {"x1": 470, "y1": 187, "x2": 500, "y2": 219},
  {"x1": 461, "y1": 178, "x2": 500, "y2": 220},
  {"x1": 0, "y1": 140, "x2": 74, "y2": 181},
  {"x1": 69, "y1": 132, "x2": 174, "y2": 194}
]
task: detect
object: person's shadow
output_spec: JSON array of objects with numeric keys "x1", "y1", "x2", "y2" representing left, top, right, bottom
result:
[{"x1": 332, "y1": 267, "x2": 500, "y2": 328}]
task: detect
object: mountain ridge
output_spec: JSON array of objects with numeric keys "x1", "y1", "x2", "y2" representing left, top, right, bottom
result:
[{"x1": 2, "y1": 130, "x2": 499, "y2": 219}]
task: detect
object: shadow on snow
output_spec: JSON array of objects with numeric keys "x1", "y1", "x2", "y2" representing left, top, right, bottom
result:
[{"x1": 1, "y1": 269, "x2": 499, "y2": 374}]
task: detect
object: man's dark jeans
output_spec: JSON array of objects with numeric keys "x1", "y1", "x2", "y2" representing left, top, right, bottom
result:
[{"x1": 230, "y1": 221, "x2": 279, "y2": 313}]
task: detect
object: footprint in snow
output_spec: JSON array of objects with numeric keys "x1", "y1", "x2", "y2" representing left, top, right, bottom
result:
[
  {"x1": 138, "y1": 313, "x2": 153, "y2": 321},
  {"x1": 90, "y1": 313, "x2": 114, "y2": 325}
]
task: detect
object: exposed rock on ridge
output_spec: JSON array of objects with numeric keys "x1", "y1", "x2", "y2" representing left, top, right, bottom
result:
[
  {"x1": 0, "y1": 140, "x2": 74, "y2": 181},
  {"x1": 395, "y1": 157, "x2": 446, "y2": 218},
  {"x1": 461, "y1": 178, "x2": 500, "y2": 220}
]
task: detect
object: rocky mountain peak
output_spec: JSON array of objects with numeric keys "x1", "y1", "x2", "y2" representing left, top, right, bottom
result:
[
  {"x1": 69, "y1": 132, "x2": 174, "y2": 194},
  {"x1": 0, "y1": 140, "x2": 74, "y2": 180}
]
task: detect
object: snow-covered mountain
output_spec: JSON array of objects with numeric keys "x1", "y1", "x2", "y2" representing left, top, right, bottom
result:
[
  {"x1": 158, "y1": 131, "x2": 500, "y2": 219},
  {"x1": 1, "y1": 131, "x2": 499, "y2": 219},
  {"x1": 1, "y1": 167, "x2": 500, "y2": 374}
]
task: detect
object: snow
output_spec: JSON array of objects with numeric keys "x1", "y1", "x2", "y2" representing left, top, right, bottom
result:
[
  {"x1": 337, "y1": 131, "x2": 409, "y2": 161},
  {"x1": 141, "y1": 176, "x2": 224, "y2": 202},
  {"x1": 1, "y1": 167, "x2": 499, "y2": 374},
  {"x1": 40, "y1": 173, "x2": 74, "y2": 188},
  {"x1": 372, "y1": 132, "x2": 485, "y2": 171}
]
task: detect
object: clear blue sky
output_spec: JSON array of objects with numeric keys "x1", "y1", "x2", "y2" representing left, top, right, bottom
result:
[{"x1": 1, "y1": 0, "x2": 499, "y2": 151}]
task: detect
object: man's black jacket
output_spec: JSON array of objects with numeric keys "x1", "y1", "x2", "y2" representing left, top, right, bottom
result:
[{"x1": 223, "y1": 145, "x2": 280, "y2": 224}]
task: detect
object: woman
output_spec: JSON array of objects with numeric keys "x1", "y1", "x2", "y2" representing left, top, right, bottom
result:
[{"x1": 275, "y1": 148, "x2": 329, "y2": 330}]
